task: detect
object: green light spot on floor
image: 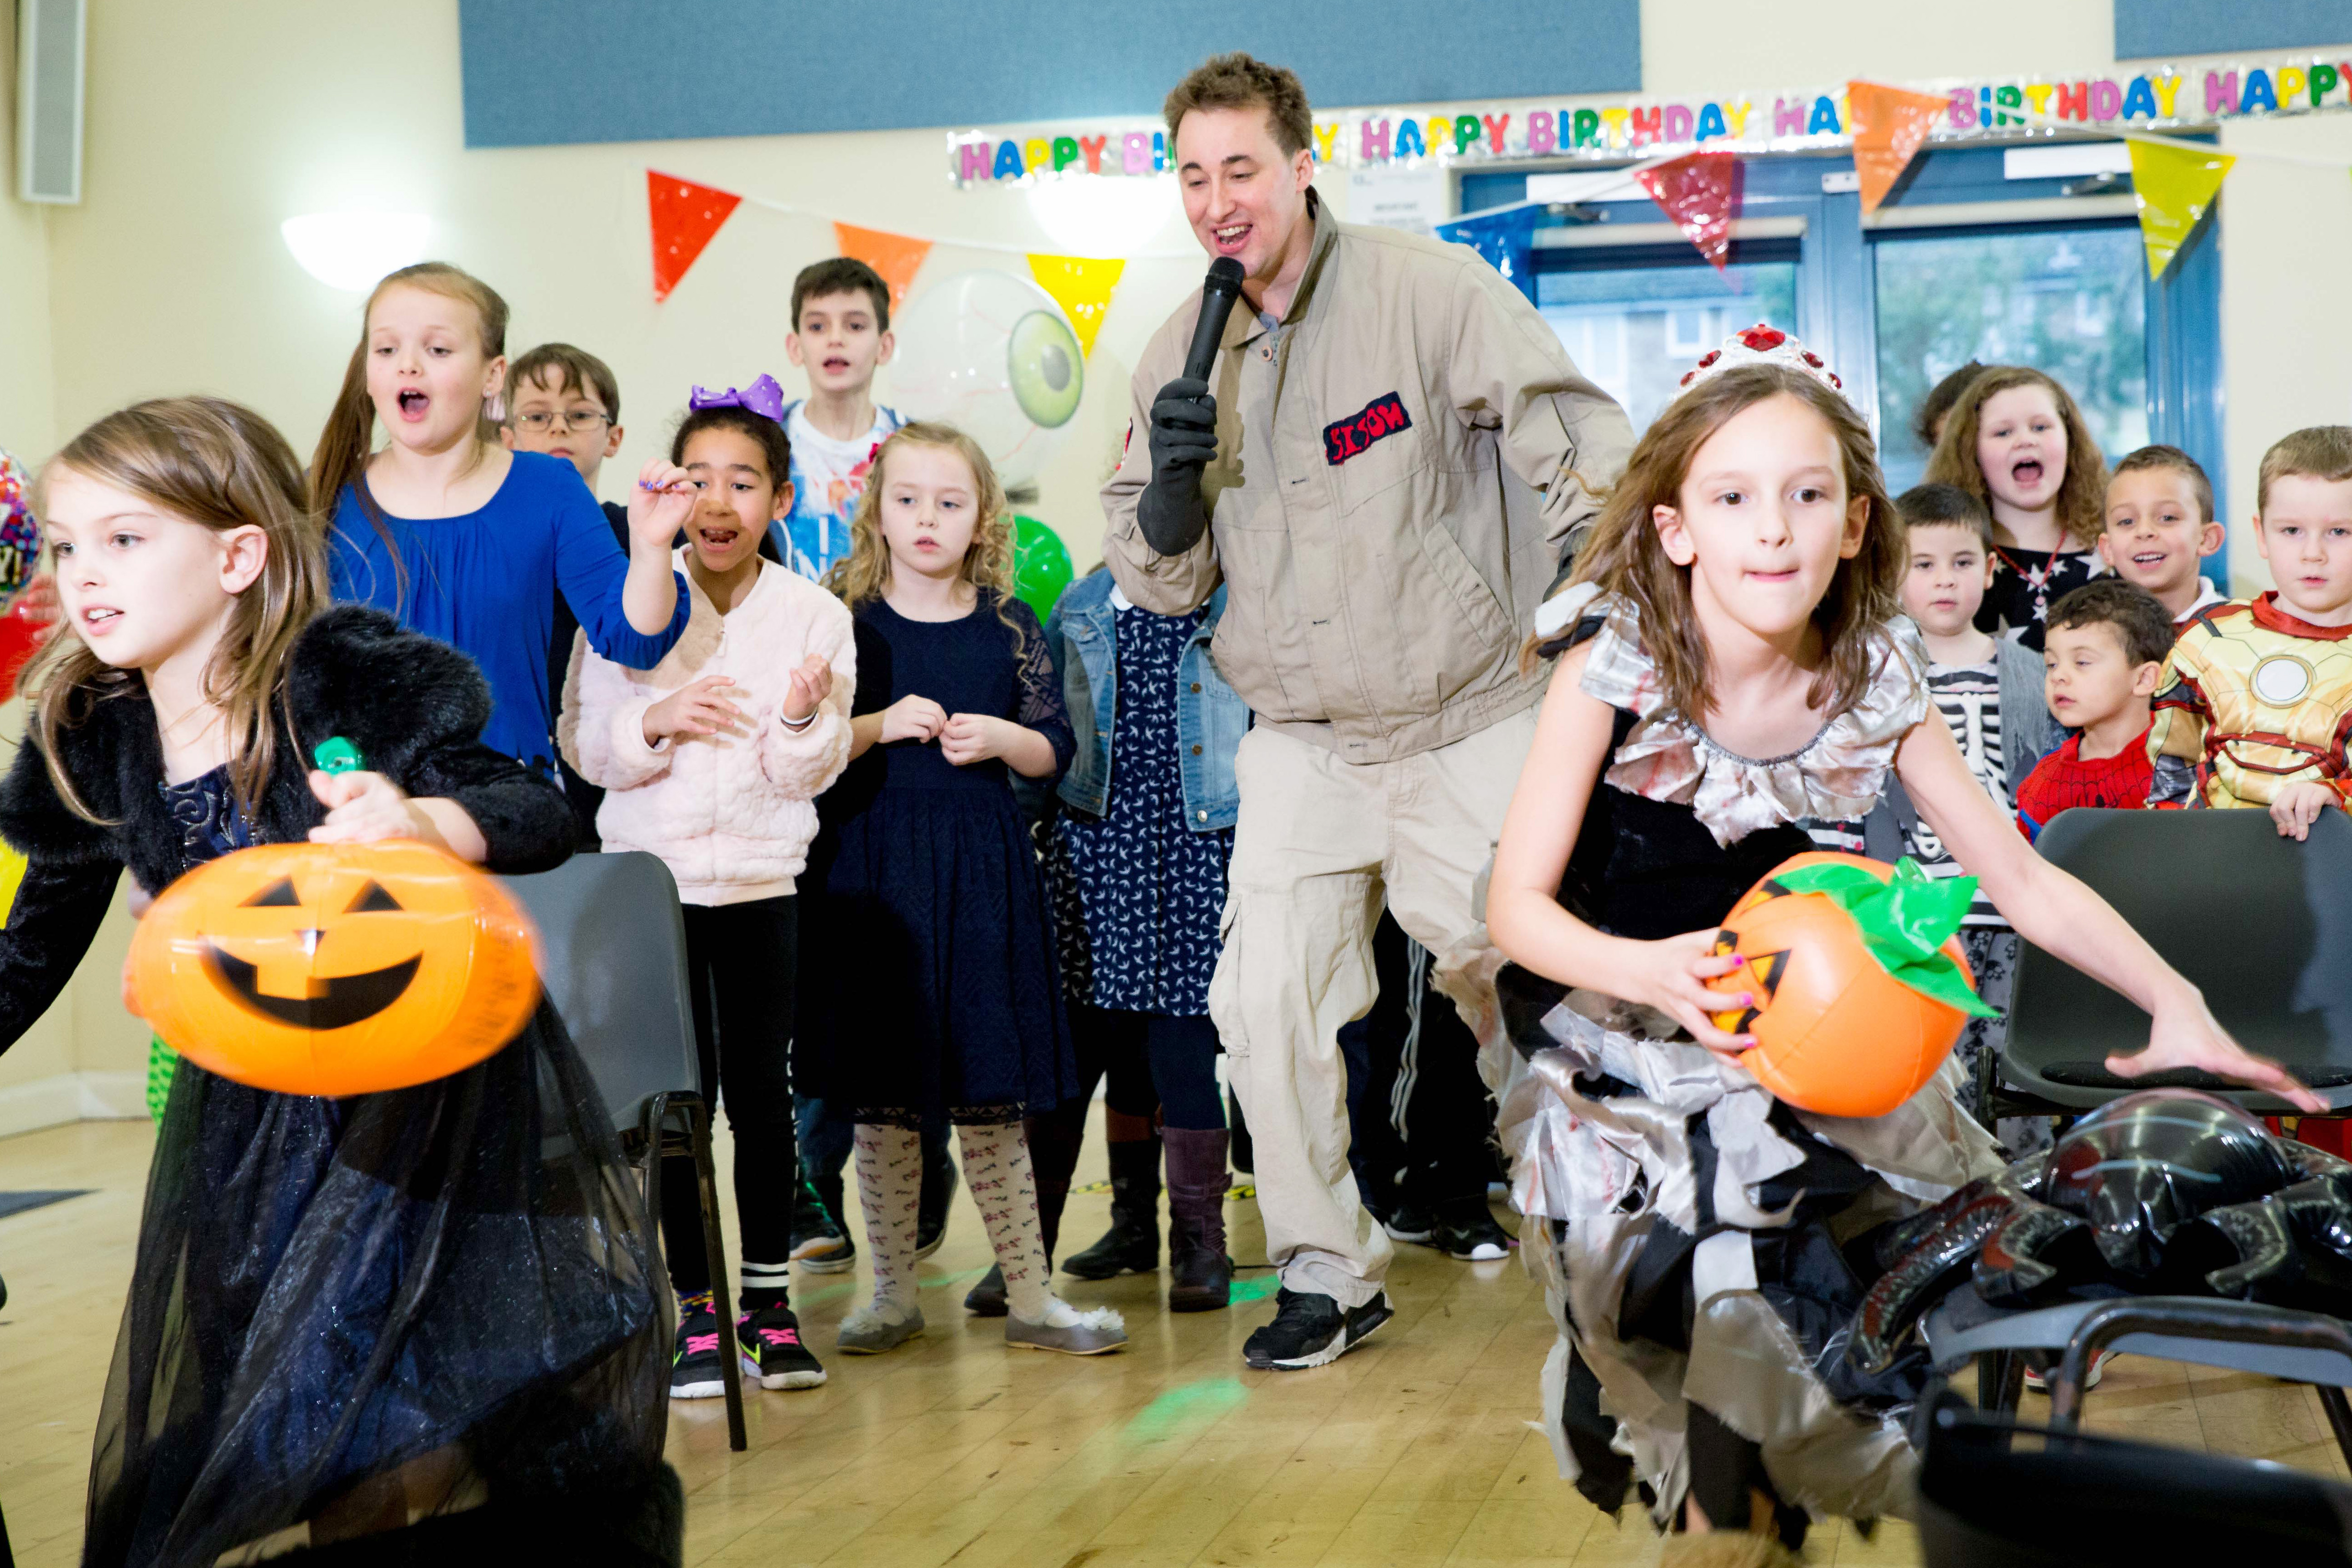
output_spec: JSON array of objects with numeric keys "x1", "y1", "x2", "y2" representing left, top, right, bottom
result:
[
  {"x1": 1227, "y1": 1272, "x2": 1281, "y2": 1305},
  {"x1": 1123, "y1": 1376, "x2": 1249, "y2": 1440}
]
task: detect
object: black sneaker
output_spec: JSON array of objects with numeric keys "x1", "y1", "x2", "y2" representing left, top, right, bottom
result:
[
  {"x1": 1380, "y1": 1202, "x2": 1438, "y2": 1245},
  {"x1": 1429, "y1": 1204, "x2": 1513, "y2": 1262},
  {"x1": 915, "y1": 1145, "x2": 957, "y2": 1261},
  {"x1": 964, "y1": 1262, "x2": 1007, "y2": 1317},
  {"x1": 791, "y1": 1180, "x2": 855, "y2": 1274},
  {"x1": 1241, "y1": 1288, "x2": 1393, "y2": 1371},
  {"x1": 739, "y1": 1303, "x2": 827, "y2": 1390},
  {"x1": 670, "y1": 1293, "x2": 727, "y2": 1400}
]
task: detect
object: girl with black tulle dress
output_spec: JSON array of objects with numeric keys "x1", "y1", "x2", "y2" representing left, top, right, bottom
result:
[
  {"x1": 798, "y1": 422, "x2": 1124, "y2": 1357},
  {"x1": 0, "y1": 399, "x2": 674, "y2": 1567}
]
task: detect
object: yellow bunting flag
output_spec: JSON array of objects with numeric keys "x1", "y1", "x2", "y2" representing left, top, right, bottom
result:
[
  {"x1": 831, "y1": 223, "x2": 933, "y2": 318},
  {"x1": 1025, "y1": 254, "x2": 1126, "y2": 357},
  {"x1": 0, "y1": 842, "x2": 23, "y2": 926},
  {"x1": 2128, "y1": 140, "x2": 2235, "y2": 278},
  {"x1": 1847, "y1": 80, "x2": 1949, "y2": 214}
]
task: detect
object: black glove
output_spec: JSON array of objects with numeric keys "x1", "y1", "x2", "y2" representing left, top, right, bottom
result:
[{"x1": 1135, "y1": 376, "x2": 1217, "y2": 556}]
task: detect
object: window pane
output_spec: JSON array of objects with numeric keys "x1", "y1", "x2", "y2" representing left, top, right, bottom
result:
[
  {"x1": 1873, "y1": 225, "x2": 2148, "y2": 493},
  {"x1": 1537, "y1": 260, "x2": 1798, "y2": 436}
]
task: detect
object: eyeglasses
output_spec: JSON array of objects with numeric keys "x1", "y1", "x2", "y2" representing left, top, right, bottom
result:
[{"x1": 511, "y1": 410, "x2": 612, "y2": 433}]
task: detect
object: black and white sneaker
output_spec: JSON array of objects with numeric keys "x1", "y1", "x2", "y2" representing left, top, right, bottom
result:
[
  {"x1": 670, "y1": 1293, "x2": 727, "y2": 1400},
  {"x1": 791, "y1": 1181, "x2": 855, "y2": 1274},
  {"x1": 1429, "y1": 1203, "x2": 1513, "y2": 1262},
  {"x1": 740, "y1": 1303, "x2": 827, "y2": 1390},
  {"x1": 1380, "y1": 1202, "x2": 1438, "y2": 1245},
  {"x1": 1241, "y1": 1288, "x2": 1393, "y2": 1371}
]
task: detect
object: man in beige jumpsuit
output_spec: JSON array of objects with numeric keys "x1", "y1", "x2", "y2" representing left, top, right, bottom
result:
[{"x1": 1101, "y1": 54, "x2": 1633, "y2": 1369}]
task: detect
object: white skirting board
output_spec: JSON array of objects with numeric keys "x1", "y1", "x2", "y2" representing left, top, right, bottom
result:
[{"x1": 0, "y1": 1070, "x2": 146, "y2": 1138}]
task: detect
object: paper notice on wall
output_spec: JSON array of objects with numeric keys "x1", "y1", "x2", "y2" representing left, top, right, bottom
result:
[{"x1": 1348, "y1": 160, "x2": 1450, "y2": 236}]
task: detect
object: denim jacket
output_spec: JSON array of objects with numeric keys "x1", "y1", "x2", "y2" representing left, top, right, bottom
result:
[{"x1": 1048, "y1": 572, "x2": 1249, "y2": 831}]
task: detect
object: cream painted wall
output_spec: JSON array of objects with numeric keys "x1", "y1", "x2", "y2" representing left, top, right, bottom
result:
[{"x1": 9, "y1": 0, "x2": 2352, "y2": 1127}]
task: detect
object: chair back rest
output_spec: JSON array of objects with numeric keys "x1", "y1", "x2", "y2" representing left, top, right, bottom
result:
[
  {"x1": 503, "y1": 851, "x2": 701, "y2": 1136},
  {"x1": 2009, "y1": 808, "x2": 2352, "y2": 1090}
]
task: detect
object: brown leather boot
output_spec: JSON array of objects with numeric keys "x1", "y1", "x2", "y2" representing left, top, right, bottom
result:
[{"x1": 1163, "y1": 1127, "x2": 1234, "y2": 1312}]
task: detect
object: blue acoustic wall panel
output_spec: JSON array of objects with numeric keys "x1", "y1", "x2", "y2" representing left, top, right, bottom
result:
[
  {"x1": 2117, "y1": 1, "x2": 2352, "y2": 60},
  {"x1": 457, "y1": 0, "x2": 1642, "y2": 148}
]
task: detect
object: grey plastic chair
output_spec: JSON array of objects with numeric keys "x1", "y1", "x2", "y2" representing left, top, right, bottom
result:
[
  {"x1": 1994, "y1": 806, "x2": 2352, "y2": 1116},
  {"x1": 504, "y1": 851, "x2": 746, "y2": 1451}
]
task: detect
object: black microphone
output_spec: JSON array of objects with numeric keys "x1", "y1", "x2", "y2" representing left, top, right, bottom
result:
[{"x1": 1181, "y1": 257, "x2": 1247, "y2": 384}]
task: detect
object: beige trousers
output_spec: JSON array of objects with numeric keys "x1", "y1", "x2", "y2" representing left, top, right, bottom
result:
[{"x1": 1208, "y1": 708, "x2": 1539, "y2": 1307}]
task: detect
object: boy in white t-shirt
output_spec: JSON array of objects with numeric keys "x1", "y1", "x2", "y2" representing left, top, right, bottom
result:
[{"x1": 774, "y1": 258, "x2": 905, "y2": 581}]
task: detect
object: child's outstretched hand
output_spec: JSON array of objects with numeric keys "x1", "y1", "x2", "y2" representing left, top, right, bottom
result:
[
  {"x1": 627, "y1": 458, "x2": 696, "y2": 552},
  {"x1": 1621, "y1": 929, "x2": 1758, "y2": 1064},
  {"x1": 939, "y1": 713, "x2": 1018, "y2": 767},
  {"x1": 645, "y1": 674, "x2": 749, "y2": 743},
  {"x1": 879, "y1": 693, "x2": 947, "y2": 746},
  {"x1": 781, "y1": 654, "x2": 833, "y2": 725},
  {"x1": 2269, "y1": 779, "x2": 2340, "y2": 841},
  {"x1": 2109, "y1": 987, "x2": 2326, "y2": 1111},
  {"x1": 307, "y1": 769, "x2": 430, "y2": 846}
]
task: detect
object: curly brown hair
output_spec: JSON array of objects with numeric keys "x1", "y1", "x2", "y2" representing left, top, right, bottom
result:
[
  {"x1": 1923, "y1": 365, "x2": 2108, "y2": 548},
  {"x1": 1564, "y1": 364, "x2": 1901, "y2": 726},
  {"x1": 825, "y1": 422, "x2": 1018, "y2": 628},
  {"x1": 1164, "y1": 52, "x2": 1313, "y2": 157}
]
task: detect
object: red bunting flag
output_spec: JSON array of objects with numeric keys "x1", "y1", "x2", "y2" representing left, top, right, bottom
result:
[
  {"x1": 831, "y1": 223, "x2": 933, "y2": 317},
  {"x1": 648, "y1": 171, "x2": 742, "y2": 302},
  {"x1": 1848, "y1": 81, "x2": 1951, "y2": 214},
  {"x1": 1635, "y1": 150, "x2": 1743, "y2": 270}
]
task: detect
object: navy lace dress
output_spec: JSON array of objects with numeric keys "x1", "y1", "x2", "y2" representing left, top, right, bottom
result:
[{"x1": 799, "y1": 592, "x2": 1080, "y2": 1128}]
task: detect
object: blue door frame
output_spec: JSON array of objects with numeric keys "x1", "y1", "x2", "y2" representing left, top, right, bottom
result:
[{"x1": 1460, "y1": 145, "x2": 2226, "y2": 509}]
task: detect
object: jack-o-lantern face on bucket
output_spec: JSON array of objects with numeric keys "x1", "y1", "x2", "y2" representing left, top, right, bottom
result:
[{"x1": 130, "y1": 841, "x2": 540, "y2": 1098}]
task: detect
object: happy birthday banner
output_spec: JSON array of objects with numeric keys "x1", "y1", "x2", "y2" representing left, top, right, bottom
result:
[{"x1": 947, "y1": 52, "x2": 2352, "y2": 184}]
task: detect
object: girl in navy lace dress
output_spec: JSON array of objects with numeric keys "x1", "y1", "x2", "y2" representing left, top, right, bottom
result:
[
  {"x1": 798, "y1": 423, "x2": 1120, "y2": 1356},
  {"x1": 0, "y1": 399, "x2": 670, "y2": 1567}
]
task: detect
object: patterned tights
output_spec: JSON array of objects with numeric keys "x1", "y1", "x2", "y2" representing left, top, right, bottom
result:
[{"x1": 854, "y1": 1121, "x2": 1059, "y2": 1321}]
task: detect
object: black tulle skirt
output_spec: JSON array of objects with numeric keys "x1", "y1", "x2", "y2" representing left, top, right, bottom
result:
[{"x1": 82, "y1": 1001, "x2": 675, "y2": 1568}]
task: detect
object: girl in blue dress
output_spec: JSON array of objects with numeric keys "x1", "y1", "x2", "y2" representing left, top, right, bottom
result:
[
  {"x1": 311, "y1": 262, "x2": 689, "y2": 775},
  {"x1": 797, "y1": 423, "x2": 1121, "y2": 1357}
]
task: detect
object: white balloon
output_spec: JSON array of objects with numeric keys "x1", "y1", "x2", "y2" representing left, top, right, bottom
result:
[{"x1": 890, "y1": 271, "x2": 1085, "y2": 491}]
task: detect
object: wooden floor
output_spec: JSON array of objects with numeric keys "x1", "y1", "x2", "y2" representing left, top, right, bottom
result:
[{"x1": 4, "y1": 1114, "x2": 2347, "y2": 1567}]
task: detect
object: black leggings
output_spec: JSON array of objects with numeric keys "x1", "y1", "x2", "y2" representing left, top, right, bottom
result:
[
  {"x1": 1069, "y1": 1005, "x2": 1225, "y2": 1130},
  {"x1": 659, "y1": 896, "x2": 799, "y2": 1296}
]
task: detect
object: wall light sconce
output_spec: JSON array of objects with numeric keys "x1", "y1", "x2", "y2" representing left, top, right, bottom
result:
[{"x1": 280, "y1": 212, "x2": 433, "y2": 291}]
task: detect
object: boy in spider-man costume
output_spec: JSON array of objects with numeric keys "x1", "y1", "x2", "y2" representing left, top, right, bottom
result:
[
  {"x1": 2015, "y1": 582, "x2": 2173, "y2": 842},
  {"x1": 2149, "y1": 427, "x2": 2352, "y2": 842}
]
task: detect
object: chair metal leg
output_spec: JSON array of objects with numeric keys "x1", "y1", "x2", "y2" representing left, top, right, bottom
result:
[
  {"x1": 2319, "y1": 1384, "x2": 2352, "y2": 1471},
  {"x1": 683, "y1": 1097, "x2": 748, "y2": 1453},
  {"x1": 640, "y1": 1094, "x2": 671, "y2": 1296}
]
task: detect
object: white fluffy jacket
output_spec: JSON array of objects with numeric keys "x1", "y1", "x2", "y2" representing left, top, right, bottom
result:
[{"x1": 561, "y1": 554, "x2": 855, "y2": 904}]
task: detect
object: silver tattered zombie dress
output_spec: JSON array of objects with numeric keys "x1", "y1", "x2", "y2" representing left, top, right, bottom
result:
[{"x1": 1495, "y1": 585, "x2": 2005, "y2": 1529}]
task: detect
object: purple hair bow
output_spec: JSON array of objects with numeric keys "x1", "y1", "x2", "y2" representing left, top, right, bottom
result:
[{"x1": 688, "y1": 373, "x2": 787, "y2": 423}]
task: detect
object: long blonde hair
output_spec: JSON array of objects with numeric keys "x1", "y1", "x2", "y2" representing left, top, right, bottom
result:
[
  {"x1": 28, "y1": 397, "x2": 329, "y2": 822},
  {"x1": 1923, "y1": 365, "x2": 2108, "y2": 547},
  {"x1": 307, "y1": 262, "x2": 510, "y2": 607},
  {"x1": 1566, "y1": 365, "x2": 1901, "y2": 724},
  {"x1": 826, "y1": 422, "x2": 1018, "y2": 625}
]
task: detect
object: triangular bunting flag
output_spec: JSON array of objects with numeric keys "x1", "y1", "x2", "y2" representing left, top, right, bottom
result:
[
  {"x1": 832, "y1": 223, "x2": 932, "y2": 317},
  {"x1": 1634, "y1": 151, "x2": 1743, "y2": 270},
  {"x1": 1848, "y1": 80, "x2": 1948, "y2": 214},
  {"x1": 1025, "y1": 254, "x2": 1127, "y2": 356},
  {"x1": 2128, "y1": 141, "x2": 2235, "y2": 278},
  {"x1": 648, "y1": 171, "x2": 742, "y2": 302}
]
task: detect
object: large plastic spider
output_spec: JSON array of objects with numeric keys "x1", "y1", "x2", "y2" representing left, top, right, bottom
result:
[{"x1": 1849, "y1": 1088, "x2": 2352, "y2": 1373}]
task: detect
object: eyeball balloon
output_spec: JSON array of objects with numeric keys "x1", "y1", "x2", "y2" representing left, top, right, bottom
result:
[{"x1": 889, "y1": 271, "x2": 1084, "y2": 491}]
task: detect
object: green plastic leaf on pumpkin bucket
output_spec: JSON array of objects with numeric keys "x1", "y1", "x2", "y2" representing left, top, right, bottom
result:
[{"x1": 1769, "y1": 858, "x2": 2000, "y2": 1018}]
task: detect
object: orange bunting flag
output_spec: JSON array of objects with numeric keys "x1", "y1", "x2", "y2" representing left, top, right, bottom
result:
[
  {"x1": 2127, "y1": 140, "x2": 2235, "y2": 278},
  {"x1": 1847, "y1": 81, "x2": 1949, "y2": 214},
  {"x1": 648, "y1": 172, "x2": 742, "y2": 302},
  {"x1": 831, "y1": 223, "x2": 933, "y2": 317},
  {"x1": 1634, "y1": 151, "x2": 1742, "y2": 270},
  {"x1": 1025, "y1": 254, "x2": 1127, "y2": 356}
]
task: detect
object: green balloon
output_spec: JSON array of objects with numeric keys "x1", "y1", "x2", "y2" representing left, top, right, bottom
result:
[{"x1": 1011, "y1": 514, "x2": 1074, "y2": 621}]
